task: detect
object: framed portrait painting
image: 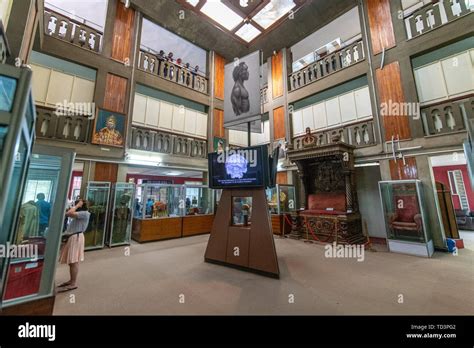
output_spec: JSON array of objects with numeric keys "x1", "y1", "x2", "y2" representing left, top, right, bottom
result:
[
  {"x1": 91, "y1": 108, "x2": 126, "y2": 148},
  {"x1": 213, "y1": 137, "x2": 226, "y2": 153}
]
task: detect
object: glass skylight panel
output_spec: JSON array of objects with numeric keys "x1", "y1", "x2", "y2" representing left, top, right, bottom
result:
[
  {"x1": 186, "y1": 0, "x2": 200, "y2": 6},
  {"x1": 252, "y1": 0, "x2": 296, "y2": 29},
  {"x1": 235, "y1": 23, "x2": 261, "y2": 42},
  {"x1": 200, "y1": 0, "x2": 243, "y2": 31}
]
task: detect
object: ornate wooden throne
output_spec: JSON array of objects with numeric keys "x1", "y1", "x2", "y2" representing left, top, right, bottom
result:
[{"x1": 287, "y1": 131, "x2": 365, "y2": 244}]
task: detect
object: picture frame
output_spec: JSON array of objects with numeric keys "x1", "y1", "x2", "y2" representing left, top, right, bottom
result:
[
  {"x1": 213, "y1": 136, "x2": 226, "y2": 153},
  {"x1": 91, "y1": 108, "x2": 126, "y2": 148}
]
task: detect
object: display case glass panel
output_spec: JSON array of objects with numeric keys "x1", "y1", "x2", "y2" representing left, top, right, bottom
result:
[
  {"x1": 0, "y1": 126, "x2": 7, "y2": 154},
  {"x1": 266, "y1": 184, "x2": 296, "y2": 214},
  {"x1": 0, "y1": 75, "x2": 17, "y2": 112},
  {"x1": 379, "y1": 180, "x2": 430, "y2": 243},
  {"x1": 185, "y1": 185, "x2": 214, "y2": 215},
  {"x1": 84, "y1": 182, "x2": 110, "y2": 250},
  {"x1": 3, "y1": 136, "x2": 28, "y2": 240},
  {"x1": 2, "y1": 150, "x2": 73, "y2": 305},
  {"x1": 109, "y1": 183, "x2": 135, "y2": 246},
  {"x1": 232, "y1": 197, "x2": 253, "y2": 226},
  {"x1": 135, "y1": 184, "x2": 185, "y2": 219}
]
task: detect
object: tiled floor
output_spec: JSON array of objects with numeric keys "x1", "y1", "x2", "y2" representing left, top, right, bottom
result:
[{"x1": 53, "y1": 233, "x2": 474, "y2": 315}]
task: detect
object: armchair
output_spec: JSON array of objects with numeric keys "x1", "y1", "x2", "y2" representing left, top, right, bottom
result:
[
  {"x1": 455, "y1": 209, "x2": 474, "y2": 230},
  {"x1": 388, "y1": 195, "x2": 424, "y2": 241}
]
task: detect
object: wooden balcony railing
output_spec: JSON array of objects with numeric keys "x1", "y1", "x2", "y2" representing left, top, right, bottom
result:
[
  {"x1": 421, "y1": 97, "x2": 473, "y2": 136},
  {"x1": 404, "y1": 0, "x2": 472, "y2": 40},
  {"x1": 35, "y1": 107, "x2": 91, "y2": 143},
  {"x1": 292, "y1": 119, "x2": 377, "y2": 150},
  {"x1": 44, "y1": 8, "x2": 103, "y2": 53},
  {"x1": 289, "y1": 39, "x2": 364, "y2": 91},
  {"x1": 138, "y1": 50, "x2": 208, "y2": 94},
  {"x1": 130, "y1": 126, "x2": 207, "y2": 159}
]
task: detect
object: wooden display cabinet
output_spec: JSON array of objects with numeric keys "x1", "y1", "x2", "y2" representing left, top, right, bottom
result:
[
  {"x1": 132, "y1": 217, "x2": 182, "y2": 242},
  {"x1": 182, "y1": 214, "x2": 214, "y2": 237}
]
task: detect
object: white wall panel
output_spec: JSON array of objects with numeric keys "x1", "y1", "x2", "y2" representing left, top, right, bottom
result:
[
  {"x1": 70, "y1": 77, "x2": 95, "y2": 105},
  {"x1": 414, "y1": 62, "x2": 447, "y2": 103},
  {"x1": 145, "y1": 98, "x2": 160, "y2": 128},
  {"x1": 229, "y1": 129, "x2": 248, "y2": 147},
  {"x1": 158, "y1": 101, "x2": 173, "y2": 130},
  {"x1": 30, "y1": 64, "x2": 51, "y2": 104},
  {"x1": 132, "y1": 94, "x2": 147, "y2": 125},
  {"x1": 45, "y1": 70, "x2": 74, "y2": 107},
  {"x1": 172, "y1": 105, "x2": 185, "y2": 133},
  {"x1": 441, "y1": 52, "x2": 474, "y2": 97},
  {"x1": 291, "y1": 110, "x2": 304, "y2": 136},
  {"x1": 325, "y1": 97, "x2": 341, "y2": 127},
  {"x1": 184, "y1": 109, "x2": 197, "y2": 135},
  {"x1": 302, "y1": 106, "x2": 314, "y2": 130},
  {"x1": 339, "y1": 91, "x2": 357, "y2": 123},
  {"x1": 195, "y1": 112, "x2": 208, "y2": 138},
  {"x1": 354, "y1": 86, "x2": 372, "y2": 119},
  {"x1": 312, "y1": 102, "x2": 327, "y2": 130}
]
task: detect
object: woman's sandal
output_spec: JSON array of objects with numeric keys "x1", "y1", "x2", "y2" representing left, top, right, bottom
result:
[
  {"x1": 57, "y1": 281, "x2": 71, "y2": 287},
  {"x1": 57, "y1": 285, "x2": 78, "y2": 293}
]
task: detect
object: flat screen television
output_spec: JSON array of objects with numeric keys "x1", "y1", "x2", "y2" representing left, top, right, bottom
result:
[{"x1": 208, "y1": 145, "x2": 271, "y2": 189}]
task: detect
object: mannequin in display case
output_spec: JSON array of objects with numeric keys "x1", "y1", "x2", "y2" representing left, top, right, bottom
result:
[{"x1": 112, "y1": 193, "x2": 132, "y2": 244}]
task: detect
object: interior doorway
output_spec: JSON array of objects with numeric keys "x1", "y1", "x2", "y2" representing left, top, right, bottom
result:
[{"x1": 429, "y1": 152, "x2": 474, "y2": 242}]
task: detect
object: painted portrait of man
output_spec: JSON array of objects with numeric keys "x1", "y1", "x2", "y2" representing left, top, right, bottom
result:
[{"x1": 92, "y1": 109, "x2": 125, "y2": 147}]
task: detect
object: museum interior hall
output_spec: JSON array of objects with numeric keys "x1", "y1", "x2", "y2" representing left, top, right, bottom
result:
[{"x1": 0, "y1": 0, "x2": 473, "y2": 317}]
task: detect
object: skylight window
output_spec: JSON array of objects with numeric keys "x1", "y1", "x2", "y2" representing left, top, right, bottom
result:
[
  {"x1": 235, "y1": 23, "x2": 261, "y2": 43},
  {"x1": 200, "y1": 0, "x2": 243, "y2": 31},
  {"x1": 253, "y1": 0, "x2": 296, "y2": 29},
  {"x1": 185, "y1": 0, "x2": 200, "y2": 6}
]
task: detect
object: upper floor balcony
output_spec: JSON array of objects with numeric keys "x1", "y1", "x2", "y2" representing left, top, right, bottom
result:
[
  {"x1": 291, "y1": 118, "x2": 378, "y2": 151},
  {"x1": 289, "y1": 39, "x2": 365, "y2": 92},
  {"x1": 404, "y1": 0, "x2": 473, "y2": 40},
  {"x1": 138, "y1": 48, "x2": 209, "y2": 95},
  {"x1": 44, "y1": 7, "x2": 104, "y2": 53},
  {"x1": 421, "y1": 96, "x2": 473, "y2": 137},
  {"x1": 35, "y1": 106, "x2": 92, "y2": 143},
  {"x1": 130, "y1": 126, "x2": 208, "y2": 160}
]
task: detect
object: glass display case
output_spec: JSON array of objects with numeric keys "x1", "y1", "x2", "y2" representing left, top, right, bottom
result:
[
  {"x1": 0, "y1": 65, "x2": 36, "y2": 306},
  {"x1": 108, "y1": 183, "x2": 135, "y2": 247},
  {"x1": 184, "y1": 185, "x2": 214, "y2": 216},
  {"x1": 379, "y1": 180, "x2": 434, "y2": 257},
  {"x1": 266, "y1": 184, "x2": 296, "y2": 214},
  {"x1": 135, "y1": 183, "x2": 185, "y2": 219},
  {"x1": 232, "y1": 197, "x2": 253, "y2": 226},
  {"x1": 84, "y1": 182, "x2": 111, "y2": 250},
  {"x1": 2, "y1": 145, "x2": 74, "y2": 308},
  {"x1": 132, "y1": 184, "x2": 215, "y2": 242}
]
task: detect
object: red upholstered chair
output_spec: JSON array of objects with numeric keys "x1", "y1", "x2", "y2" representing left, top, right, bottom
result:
[
  {"x1": 388, "y1": 195, "x2": 423, "y2": 239},
  {"x1": 304, "y1": 192, "x2": 346, "y2": 215}
]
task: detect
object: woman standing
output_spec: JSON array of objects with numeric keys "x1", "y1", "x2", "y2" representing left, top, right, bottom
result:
[{"x1": 57, "y1": 199, "x2": 90, "y2": 292}]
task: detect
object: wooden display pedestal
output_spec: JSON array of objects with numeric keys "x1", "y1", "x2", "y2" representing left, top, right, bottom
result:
[{"x1": 205, "y1": 188, "x2": 280, "y2": 278}]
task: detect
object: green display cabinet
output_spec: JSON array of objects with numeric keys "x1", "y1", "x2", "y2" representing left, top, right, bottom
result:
[
  {"x1": 108, "y1": 183, "x2": 135, "y2": 247},
  {"x1": 84, "y1": 181, "x2": 111, "y2": 251}
]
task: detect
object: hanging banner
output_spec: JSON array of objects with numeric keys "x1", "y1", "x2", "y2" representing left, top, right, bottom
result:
[{"x1": 224, "y1": 50, "x2": 262, "y2": 132}]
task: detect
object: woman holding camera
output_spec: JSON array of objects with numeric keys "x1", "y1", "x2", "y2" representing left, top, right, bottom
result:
[{"x1": 57, "y1": 199, "x2": 90, "y2": 292}]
